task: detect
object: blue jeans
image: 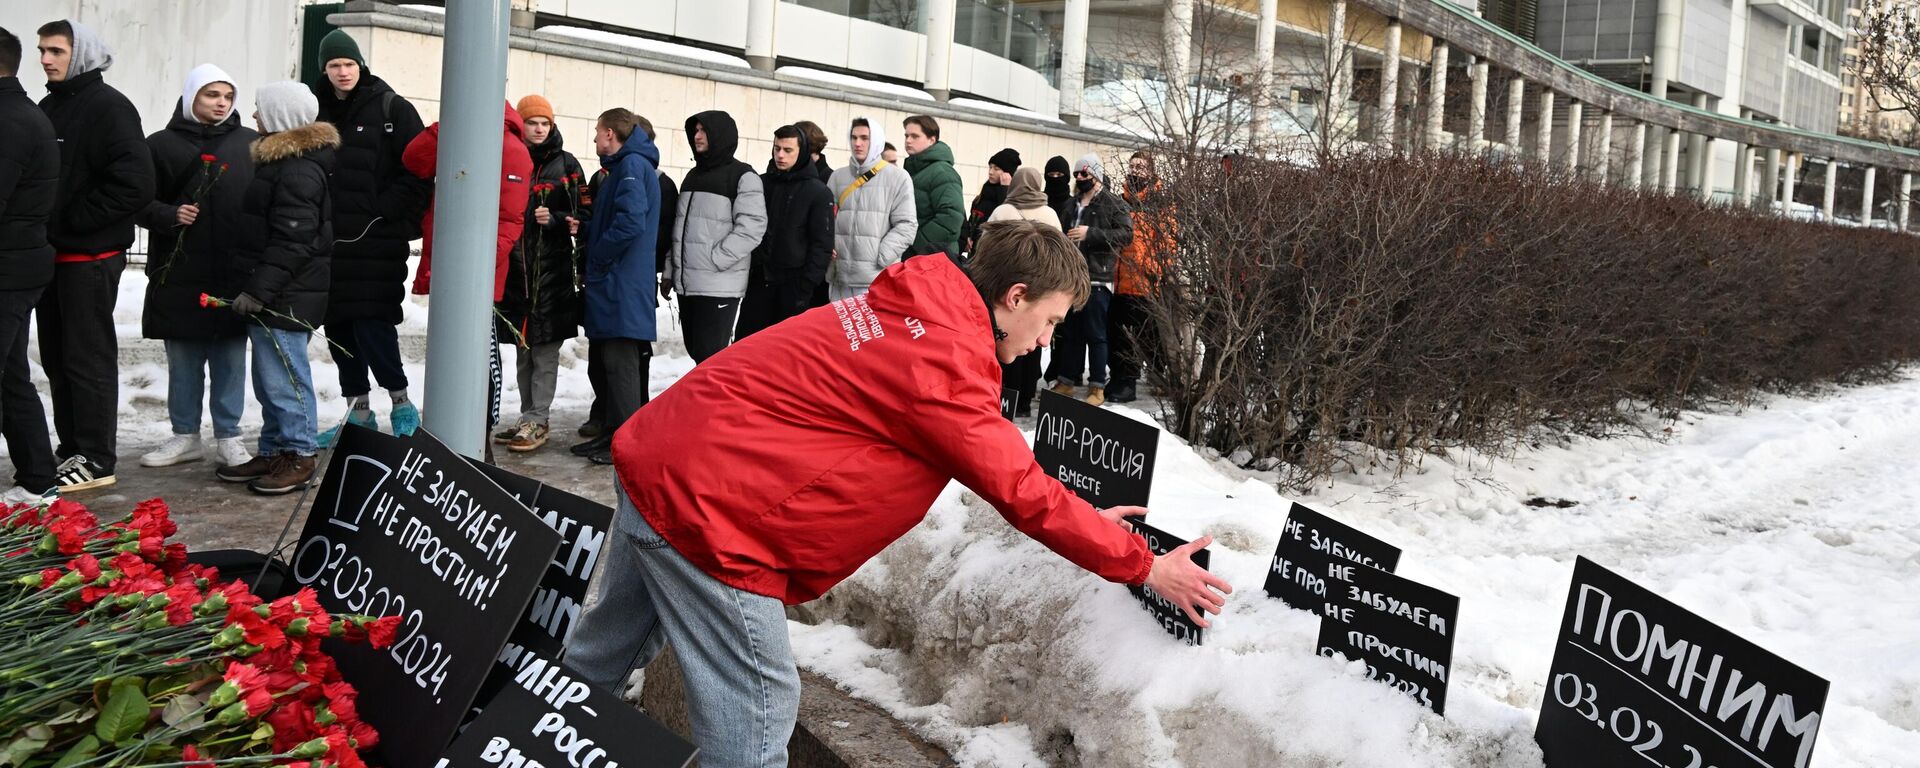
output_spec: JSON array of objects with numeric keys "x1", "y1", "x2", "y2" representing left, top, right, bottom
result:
[
  {"x1": 247, "y1": 324, "x2": 317, "y2": 457},
  {"x1": 564, "y1": 488, "x2": 799, "y2": 768},
  {"x1": 1052, "y1": 284, "x2": 1112, "y2": 387},
  {"x1": 164, "y1": 338, "x2": 247, "y2": 439}
]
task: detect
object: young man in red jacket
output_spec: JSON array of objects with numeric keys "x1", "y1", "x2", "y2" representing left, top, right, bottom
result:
[{"x1": 565, "y1": 219, "x2": 1230, "y2": 768}]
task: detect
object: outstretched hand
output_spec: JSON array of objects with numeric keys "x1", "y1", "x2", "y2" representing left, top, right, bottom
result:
[{"x1": 1143, "y1": 536, "x2": 1233, "y2": 627}]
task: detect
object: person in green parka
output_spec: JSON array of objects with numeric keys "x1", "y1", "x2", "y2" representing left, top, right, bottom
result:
[{"x1": 901, "y1": 114, "x2": 964, "y2": 264}]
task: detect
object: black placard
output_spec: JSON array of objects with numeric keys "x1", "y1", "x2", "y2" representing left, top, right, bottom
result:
[
  {"x1": 438, "y1": 648, "x2": 697, "y2": 768},
  {"x1": 1000, "y1": 387, "x2": 1019, "y2": 420},
  {"x1": 464, "y1": 459, "x2": 615, "y2": 657},
  {"x1": 1124, "y1": 517, "x2": 1209, "y2": 646},
  {"x1": 290, "y1": 425, "x2": 561, "y2": 768},
  {"x1": 1032, "y1": 389, "x2": 1158, "y2": 508},
  {"x1": 1263, "y1": 502, "x2": 1402, "y2": 613},
  {"x1": 1536, "y1": 558, "x2": 1829, "y2": 768},
  {"x1": 1316, "y1": 565, "x2": 1458, "y2": 715}
]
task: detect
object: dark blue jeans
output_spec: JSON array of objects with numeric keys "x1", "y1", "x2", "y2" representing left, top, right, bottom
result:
[
  {"x1": 325, "y1": 319, "x2": 407, "y2": 398},
  {"x1": 1051, "y1": 285, "x2": 1112, "y2": 387}
]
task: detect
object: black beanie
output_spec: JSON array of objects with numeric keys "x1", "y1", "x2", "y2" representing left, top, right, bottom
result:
[
  {"x1": 1045, "y1": 155, "x2": 1070, "y2": 175},
  {"x1": 989, "y1": 148, "x2": 1022, "y2": 174}
]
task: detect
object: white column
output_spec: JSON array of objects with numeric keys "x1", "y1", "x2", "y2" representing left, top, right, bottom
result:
[
  {"x1": 1565, "y1": 100, "x2": 1583, "y2": 174},
  {"x1": 1660, "y1": 130, "x2": 1681, "y2": 193},
  {"x1": 1862, "y1": 166, "x2": 1879, "y2": 224},
  {"x1": 1697, "y1": 138, "x2": 1716, "y2": 202},
  {"x1": 1595, "y1": 112, "x2": 1613, "y2": 184},
  {"x1": 1426, "y1": 40, "x2": 1449, "y2": 150},
  {"x1": 1327, "y1": 0, "x2": 1350, "y2": 125},
  {"x1": 1626, "y1": 121, "x2": 1646, "y2": 188},
  {"x1": 1822, "y1": 160, "x2": 1838, "y2": 220},
  {"x1": 1732, "y1": 145, "x2": 1753, "y2": 205},
  {"x1": 1687, "y1": 94, "x2": 1711, "y2": 192},
  {"x1": 1761, "y1": 147, "x2": 1781, "y2": 208},
  {"x1": 1536, "y1": 87, "x2": 1555, "y2": 163},
  {"x1": 1504, "y1": 75, "x2": 1525, "y2": 150},
  {"x1": 745, "y1": 0, "x2": 779, "y2": 71},
  {"x1": 1468, "y1": 59, "x2": 1489, "y2": 149},
  {"x1": 1163, "y1": 0, "x2": 1194, "y2": 134},
  {"x1": 923, "y1": 0, "x2": 957, "y2": 100},
  {"x1": 1251, "y1": 0, "x2": 1276, "y2": 142},
  {"x1": 1058, "y1": 0, "x2": 1091, "y2": 123},
  {"x1": 1902, "y1": 172, "x2": 1913, "y2": 230},
  {"x1": 1378, "y1": 21, "x2": 1401, "y2": 147},
  {"x1": 1781, "y1": 152, "x2": 1800, "y2": 212}
]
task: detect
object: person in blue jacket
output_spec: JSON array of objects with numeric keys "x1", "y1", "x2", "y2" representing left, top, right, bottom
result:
[{"x1": 581, "y1": 107, "x2": 661, "y2": 465}]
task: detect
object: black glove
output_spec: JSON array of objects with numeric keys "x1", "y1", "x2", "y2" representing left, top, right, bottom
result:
[
  {"x1": 659, "y1": 277, "x2": 674, "y2": 301},
  {"x1": 231, "y1": 293, "x2": 265, "y2": 316}
]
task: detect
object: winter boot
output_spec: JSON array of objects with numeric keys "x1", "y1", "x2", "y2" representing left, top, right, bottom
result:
[
  {"x1": 1085, "y1": 386, "x2": 1107, "y2": 407},
  {"x1": 249, "y1": 454, "x2": 317, "y2": 495},
  {"x1": 1049, "y1": 381, "x2": 1077, "y2": 397},
  {"x1": 318, "y1": 408, "x2": 378, "y2": 449},
  {"x1": 1106, "y1": 383, "x2": 1138, "y2": 403},
  {"x1": 390, "y1": 403, "x2": 422, "y2": 437},
  {"x1": 217, "y1": 454, "x2": 280, "y2": 483},
  {"x1": 140, "y1": 434, "x2": 205, "y2": 467}
]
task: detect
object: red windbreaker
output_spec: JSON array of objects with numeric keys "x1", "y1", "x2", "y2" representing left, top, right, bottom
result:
[
  {"x1": 401, "y1": 103, "x2": 533, "y2": 300},
  {"x1": 612, "y1": 256, "x2": 1154, "y2": 604}
]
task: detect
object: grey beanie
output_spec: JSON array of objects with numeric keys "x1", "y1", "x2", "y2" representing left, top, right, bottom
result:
[
  {"x1": 1074, "y1": 153, "x2": 1105, "y2": 182},
  {"x1": 256, "y1": 81, "x2": 318, "y2": 134}
]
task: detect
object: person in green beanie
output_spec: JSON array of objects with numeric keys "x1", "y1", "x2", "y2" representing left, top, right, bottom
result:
[{"x1": 306, "y1": 29, "x2": 433, "y2": 447}]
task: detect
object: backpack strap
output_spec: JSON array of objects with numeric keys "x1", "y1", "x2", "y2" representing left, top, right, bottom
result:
[
  {"x1": 380, "y1": 91, "x2": 397, "y2": 134},
  {"x1": 836, "y1": 160, "x2": 890, "y2": 208}
]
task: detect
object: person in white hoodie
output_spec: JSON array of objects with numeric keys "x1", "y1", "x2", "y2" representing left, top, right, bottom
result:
[
  {"x1": 135, "y1": 63, "x2": 256, "y2": 472},
  {"x1": 825, "y1": 116, "x2": 916, "y2": 301}
]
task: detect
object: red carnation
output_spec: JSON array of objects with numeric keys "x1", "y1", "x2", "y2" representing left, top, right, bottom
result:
[
  {"x1": 37, "y1": 568, "x2": 61, "y2": 589},
  {"x1": 325, "y1": 729, "x2": 369, "y2": 768},
  {"x1": 364, "y1": 615, "x2": 401, "y2": 648},
  {"x1": 182, "y1": 744, "x2": 214, "y2": 768},
  {"x1": 224, "y1": 662, "x2": 276, "y2": 716},
  {"x1": 69, "y1": 553, "x2": 102, "y2": 580},
  {"x1": 200, "y1": 153, "x2": 217, "y2": 164}
]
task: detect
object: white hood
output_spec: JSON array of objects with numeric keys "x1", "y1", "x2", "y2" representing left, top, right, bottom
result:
[
  {"x1": 180, "y1": 63, "x2": 236, "y2": 123},
  {"x1": 851, "y1": 114, "x2": 888, "y2": 171},
  {"x1": 65, "y1": 20, "x2": 113, "y2": 77}
]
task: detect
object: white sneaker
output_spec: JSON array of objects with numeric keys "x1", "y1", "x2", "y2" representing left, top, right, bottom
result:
[
  {"x1": 214, "y1": 437, "x2": 253, "y2": 468},
  {"x1": 0, "y1": 486, "x2": 54, "y2": 507},
  {"x1": 140, "y1": 434, "x2": 205, "y2": 467}
]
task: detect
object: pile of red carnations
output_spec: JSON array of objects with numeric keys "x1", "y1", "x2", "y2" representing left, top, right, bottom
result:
[{"x1": 1, "y1": 499, "x2": 397, "y2": 768}]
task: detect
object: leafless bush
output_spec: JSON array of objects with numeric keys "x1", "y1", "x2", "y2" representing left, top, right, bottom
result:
[{"x1": 1135, "y1": 151, "x2": 1920, "y2": 489}]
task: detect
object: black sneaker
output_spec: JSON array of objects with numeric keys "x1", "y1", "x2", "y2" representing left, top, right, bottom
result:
[
  {"x1": 576, "y1": 420, "x2": 604, "y2": 439},
  {"x1": 54, "y1": 456, "x2": 116, "y2": 493},
  {"x1": 570, "y1": 435, "x2": 612, "y2": 457},
  {"x1": 492, "y1": 425, "x2": 518, "y2": 444},
  {"x1": 588, "y1": 448, "x2": 616, "y2": 466}
]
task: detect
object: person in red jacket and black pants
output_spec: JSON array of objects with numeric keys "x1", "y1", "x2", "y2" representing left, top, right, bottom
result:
[
  {"x1": 564, "y1": 219, "x2": 1231, "y2": 768},
  {"x1": 402, "y1": 103, "x2": 533, "y2": 459}
]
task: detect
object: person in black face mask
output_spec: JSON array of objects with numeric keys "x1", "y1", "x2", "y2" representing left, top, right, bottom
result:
[
  {"x1": 1048, "y1": 154, "x2": 1131, "y2": 406},
  {"x1": 1109, "y1": 150, "x2": 1171, "y2": 404},
  {"x1": 1043, "y1": 155, "x2": 1072, "y2": 212}
]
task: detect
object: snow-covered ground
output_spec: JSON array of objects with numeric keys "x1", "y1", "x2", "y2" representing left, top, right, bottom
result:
[
  {"x1": 788, "y1": 375, "x2": 1920, "y2": 766},
  {"x1": 9, "y1": 264, "x2": 1920, "y2": 766}
]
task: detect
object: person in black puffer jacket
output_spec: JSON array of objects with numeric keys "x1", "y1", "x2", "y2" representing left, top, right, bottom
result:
[
  {"x1": 0, "y1": 27, "x2": 61, "y2": 501},
  {"x1": 135, "y1": 64, "x2": 257, "y2": 472},
  {"x1": 216, "y1": 82, "x2": 337, "y2": 497},
  {"x1": 735, "y1": 124, "x2": 832, "y2": 341},
  {"x1": 310, "y1": 30, "x2": 432, "y2": 443},
  {"x1": 34, "y1": 19, "x2": 154, "y2": 492},
  {"x1": 492, "y1": 94, "x2": 586, "y2": 452}
]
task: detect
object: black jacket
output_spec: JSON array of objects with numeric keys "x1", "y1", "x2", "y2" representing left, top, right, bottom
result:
[
  {"x1": 0, "y1": 77, "x2": 59, "y2": 291},
  {"x1": 235, "y1": 123, "x2": 338, "y2": 331},
  {"x1": 38, "y1": 69, "x2": 153, "y2": 255},
  {"x1": 961, "y1": 181, "x2": 1008, "y2": 255},
  {"x1": 312, "y1": 74, "x2": 431, "y2": 324},
  {"x1": 138, "y1": 102, "x2": 256, "y2": 340},
  {"x1": 753, "y1": 147, "x2": 834, "y2": 289},
  {"x1": 811, "y1": 155, "x2": 833, "y2": 185},
  {"x1": 499, "y1": 127, "x2": 588, "y2": 347},
  {"x1": 1055, "y1": 188, "x2": 1133, "y2": 284}
]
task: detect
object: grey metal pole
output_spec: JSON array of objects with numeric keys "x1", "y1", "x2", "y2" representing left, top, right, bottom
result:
[{"x1": 424, "y1": 0, "x2": 511, "y2": 458}]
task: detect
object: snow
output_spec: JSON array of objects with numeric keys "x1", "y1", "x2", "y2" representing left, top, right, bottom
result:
[
  {"x1": 776, "y1": 67, "x2": 934, "y2": 102},
  {"x1": 535, "y1": 26, "x2": 752, "y2": 70},
  {"x1": 11, "y1": 260, "x2": 1920, "y2": 767},
  {"x1": 789, "y1": 376, "x2": 1920, "y2": 766},
  {"x1": 949, "y1": 98, "x2": 1063, "y2": 125}
]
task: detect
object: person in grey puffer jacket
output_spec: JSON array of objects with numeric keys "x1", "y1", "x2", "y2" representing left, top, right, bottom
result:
[
  {"x1": 663, "y1": 110, "x2": 766, "y2": 363},
  {"x1": 825, "y1": 116, "x2": 915, "y2": 301}
]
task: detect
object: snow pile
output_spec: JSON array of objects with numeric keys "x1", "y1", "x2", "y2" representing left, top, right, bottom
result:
[
  {"x1": 789, "y1": 375, "x2": 1920, "y2": 766},
  {"x1": 535, "y1": 26, "x2": 752, "y2": 69},
  {"x1": 776, "y1": 67, "x2": 934, "y2": 102},
  {"x1": 949, "y1": 98, "x2": 1063, "y2": 125}
]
